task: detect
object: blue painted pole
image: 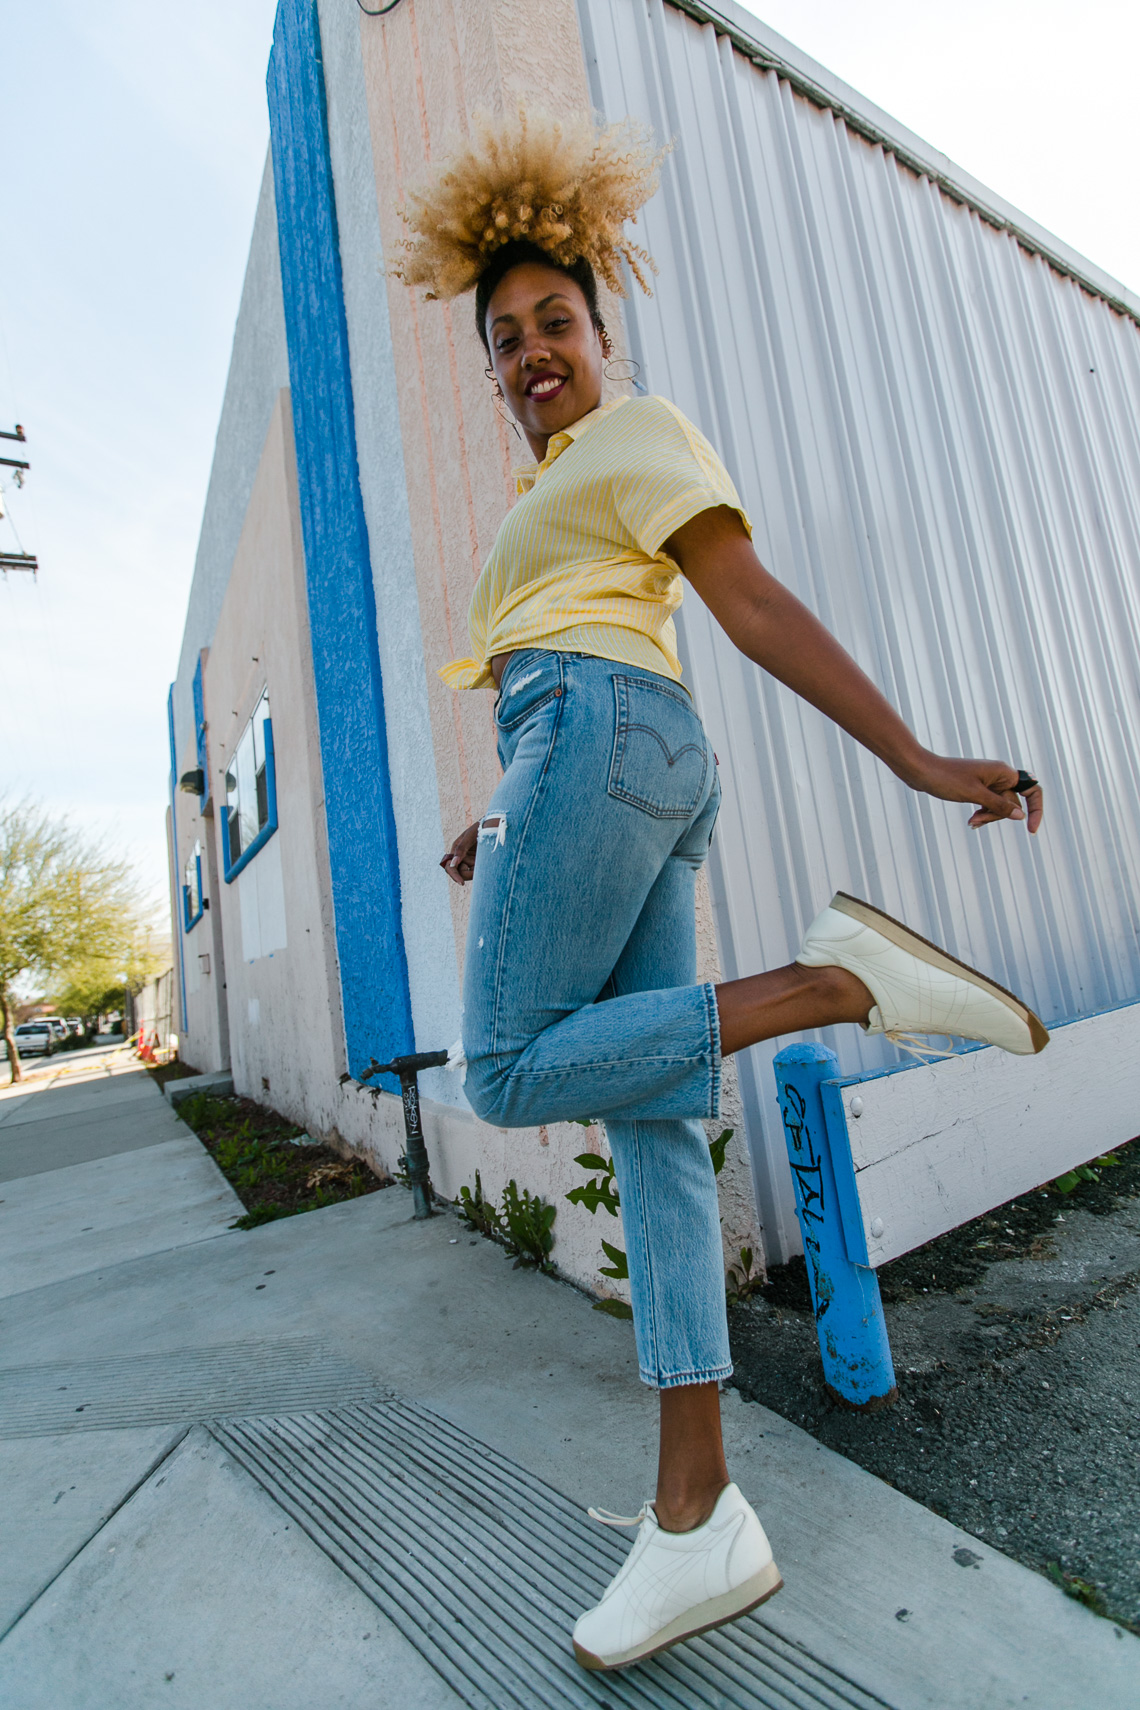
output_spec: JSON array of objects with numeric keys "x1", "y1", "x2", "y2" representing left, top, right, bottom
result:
[{"x1": 773, "y1": 1043, "x2": 897, "y2": 1409}]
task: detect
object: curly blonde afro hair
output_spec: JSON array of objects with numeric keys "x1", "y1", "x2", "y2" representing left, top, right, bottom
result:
[{"x1": 394, "y1": 105, "x2": 668, "y2": 303}]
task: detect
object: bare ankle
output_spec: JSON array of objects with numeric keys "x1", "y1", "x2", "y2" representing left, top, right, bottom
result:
[
  {"x1": 809, "y1": 962, "x2": 873, "y2": 1022},
  {"x1": 716, "y1": 962, "x2": 872, "y2": 1055},
  {"x1": 654, "y1": 1480, "x2": 729, "y2": 1534}
]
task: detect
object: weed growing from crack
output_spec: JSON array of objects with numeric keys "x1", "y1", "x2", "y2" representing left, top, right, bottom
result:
[
  {"x1": 1047, "y1": 1562, "x2": 1110, "y2": 1617},
  {"x1": 500, "y1": 1179, "x2": 557, "y2": 1270},
  {"x1": 1051, "y1": 1154, "x2": 1121, "y2": 1196},
  {"x1": 458, "y1": 1171, "x2": 557, "y2": 1272},
  {"x1": 726, "y1": 1246, "x2": 763, "y2": 1307},
  {"x1": 457, "y1": 1170, "x2": 500, "y2": 1238}
]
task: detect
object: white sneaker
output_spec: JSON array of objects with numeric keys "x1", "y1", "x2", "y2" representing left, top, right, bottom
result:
[
  {"x1": 796, "y1": 891, "x2": 1049, "y2": 1056},
  {"x1": 572, "y1": 1484, "x2": 782, "y2": 1671}
]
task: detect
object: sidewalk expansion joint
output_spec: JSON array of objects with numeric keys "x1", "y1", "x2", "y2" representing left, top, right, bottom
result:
[
  {"x1": 0, "y1": 1339, "x2": 389, "y2": 1437},
  {"x1": 211, "y1": 1398, "x2": 895, "y2": 1710},
  {"x1": 0, "y1": 1427, "x2": 191, "y2": 1643}
]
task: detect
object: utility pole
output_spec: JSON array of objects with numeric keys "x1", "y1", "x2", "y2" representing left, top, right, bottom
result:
[{"x1": 0, "y1": 424, "x2": 38, "y2": 577}]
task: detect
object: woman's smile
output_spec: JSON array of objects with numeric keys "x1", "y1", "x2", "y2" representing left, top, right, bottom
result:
[{"x1": 526, "y1": 371, "x2": 569, "y2": 401}]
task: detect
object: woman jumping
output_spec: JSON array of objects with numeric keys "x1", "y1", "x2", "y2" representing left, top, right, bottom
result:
[{"x1": 398, "y1": 109, "x2": 1047, "y2": 1673}]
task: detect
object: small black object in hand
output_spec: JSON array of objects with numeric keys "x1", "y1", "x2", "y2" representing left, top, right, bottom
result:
[{"x1": 1014, "y1": 770, "x2": 1039, "y2": 794}]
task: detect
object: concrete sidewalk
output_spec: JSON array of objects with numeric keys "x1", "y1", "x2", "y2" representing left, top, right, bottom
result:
[{"x1": 0, "y1": 1055, "x2": 1134, "y2": 1708}]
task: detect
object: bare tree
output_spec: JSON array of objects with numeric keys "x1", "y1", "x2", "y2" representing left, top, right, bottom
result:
[{"x1": 0, "y1": 802, "x2": 164, "y2": 1084}]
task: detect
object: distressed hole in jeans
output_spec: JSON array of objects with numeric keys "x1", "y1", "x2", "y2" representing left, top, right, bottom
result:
[
  {"x1": 507, "y1": 667, "x2": 543, "y2": 697},
  {"x1": 478, "y1": 813, "x2": 507, "y2": 849}
]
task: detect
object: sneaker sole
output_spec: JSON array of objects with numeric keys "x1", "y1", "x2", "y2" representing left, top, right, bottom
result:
[
  {"x1": 831, "y1": 891, "x2": 1050, "y2": 1055},
  {"x1": 573, "y1": 1557, "x2": 784, "y2": 1672}
]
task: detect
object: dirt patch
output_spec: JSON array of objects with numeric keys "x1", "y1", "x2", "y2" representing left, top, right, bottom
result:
[
  {"x1": 174, "y1": 1090, "x2": 387, "y2": 1228},
  {"x1": 729, "y1": 1137, "x2": 1140, "y2": 1633}
]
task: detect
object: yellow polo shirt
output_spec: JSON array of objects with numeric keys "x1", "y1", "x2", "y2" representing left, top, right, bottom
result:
[{"x1": 439, "y1": 394, "x2": 750, "y2": 691}]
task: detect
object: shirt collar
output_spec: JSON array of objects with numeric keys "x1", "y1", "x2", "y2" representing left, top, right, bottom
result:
[{"x1": 513, "y1": 394, "x2": 630, "y2": 494}]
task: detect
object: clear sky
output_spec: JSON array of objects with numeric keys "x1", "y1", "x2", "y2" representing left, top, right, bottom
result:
[{"x1": 1, "y1": 0, "x2": 1135, "y2": 934}]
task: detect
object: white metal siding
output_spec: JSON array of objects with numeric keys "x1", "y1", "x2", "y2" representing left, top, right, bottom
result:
[{"x1": 581, "y1": 0, "x2": 1140, "y2": 1258}]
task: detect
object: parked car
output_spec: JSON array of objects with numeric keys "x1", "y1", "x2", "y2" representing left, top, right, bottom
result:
[
  {"x1": 66, "y1": 1018, "x2": 84, "y2": 1036},
  {"x1": 41, "y1": 1017, "x2": 69, "y2": 1043},
  {"x1": 13, "y1": 1022, "x2": 55, "y2": 1057}
]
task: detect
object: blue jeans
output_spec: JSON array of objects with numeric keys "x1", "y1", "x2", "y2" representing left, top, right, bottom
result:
[{"x1": 463, "y1": 649, "x2": 731, "y2": 1389}]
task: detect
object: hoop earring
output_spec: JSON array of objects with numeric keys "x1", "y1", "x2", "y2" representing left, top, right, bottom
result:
[
  {"x1": 604, "y1": 355, "x2": 642, "y2": 385},
  {"x1": 484, "y1": 364, "x2": 521, "y2": 440}
]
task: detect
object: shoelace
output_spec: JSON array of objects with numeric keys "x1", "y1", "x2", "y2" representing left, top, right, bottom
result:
[
  {"x1": 884, "y1": 1030, "x2": 959, "y2": 1063},
  {"x1": 587, "y1": 1504, "x2": 650, "y2": 1527}
]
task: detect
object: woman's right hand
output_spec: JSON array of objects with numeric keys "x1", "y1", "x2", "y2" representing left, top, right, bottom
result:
[{"x1": 440, "y1": 821, "x2": 480, "y2": 885}]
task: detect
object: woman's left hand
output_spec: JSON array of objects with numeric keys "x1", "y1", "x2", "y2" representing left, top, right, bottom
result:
[
  {"x1": 440, "y1": 820, "x2": 480, "y2": 884},
  {"x1": 908, "y1": 754, "x2": 1044, "y2": 835}
]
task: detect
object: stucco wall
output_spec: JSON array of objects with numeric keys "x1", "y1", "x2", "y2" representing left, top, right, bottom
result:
[
  {"x1": 172, "y1": 159, "x2": 290, "y2": 764},
  {"x1": 202, "y1": 391, "x2": 354, "y2": 1133},
  {"x1": 169, "y1": 156, "x2": 290, "y2": 1072}
]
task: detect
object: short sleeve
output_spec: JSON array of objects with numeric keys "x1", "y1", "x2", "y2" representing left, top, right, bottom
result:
[{"x1": 610, "y1": 397, "x2": 752, "y2": 559}]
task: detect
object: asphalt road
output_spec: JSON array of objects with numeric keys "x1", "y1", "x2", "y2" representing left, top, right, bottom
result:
[{"x1": 729, "y1": 1146, "x2": 1140, "y2": 1633}]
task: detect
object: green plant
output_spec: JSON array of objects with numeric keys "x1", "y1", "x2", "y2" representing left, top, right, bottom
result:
[
  {"x1": 1046, "y1": 1562, "x2": 1109, "y2": 1617},
  {"x1": 457, "y1": 1172, "x2": 557, "y2": 1271},
  {"x1": 177, "y1": 1090, "x2": 238, "y2": 1134},
  {"x1": 566, "y1": 1152, "x2": 621, "y2": 1216},
  {"x1": 598, "y1": 1239, "x2": 628, "y2": 1281},
  {"x1": 1052, "y1": 1170, "x2": 1085, "y2": 1195},
  {"x1": 593, "y1": 1297, "x2": 634, "y2": 1320},
  {"x1": 458, "y1": 1171, "x2": 502, "y2": 1238},
  {"x1": 232, "y1": 1204, "x2": 296, "y2": 1230},
  {"x1": 726, "y1": 1245, "x2": 762, "y2": 1306},
  {"x1": 500, "y1": 1178, "x2": 557, "y2": 1271},
  {"x1": 567, "y1": 1129, "x2": 735, "y2": 1309},
  {"x1": 708, "y1": 1127, "x2": 732, "y2": 1174},
  {"x1": 1051, "y1": 1149, "x2": 1122, "y2": 1194}
]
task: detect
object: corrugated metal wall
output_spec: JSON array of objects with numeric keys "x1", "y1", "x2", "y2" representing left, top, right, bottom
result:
[{"x1": 580, "y1": 0, "x2": 1140, "y2": 1257}]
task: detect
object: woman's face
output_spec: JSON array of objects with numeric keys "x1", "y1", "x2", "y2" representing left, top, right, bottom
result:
[{"x1": 485, "y1": 262, "x2": 606, "y2": 458}]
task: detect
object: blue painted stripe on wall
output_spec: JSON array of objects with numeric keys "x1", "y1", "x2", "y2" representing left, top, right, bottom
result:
[{"x1": 266, "y1": 0, "x2": 413, "y2": 1082}]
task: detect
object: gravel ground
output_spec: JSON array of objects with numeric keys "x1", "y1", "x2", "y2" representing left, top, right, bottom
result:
[{"x1": 728, "y1": 1141, "x2": 1140, "y2": 1634}]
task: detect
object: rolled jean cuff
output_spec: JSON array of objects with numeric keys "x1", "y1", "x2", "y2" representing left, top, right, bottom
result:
[
  {"x1": 644, "y1": 1361, "x2": 734, "y2": 1391},
  {"x1": 701, "y1": 979, "x2": 722, "y2": 1119},
  {"x1": 466, "y1": 980, "x2": 723, "y2": 1127}
]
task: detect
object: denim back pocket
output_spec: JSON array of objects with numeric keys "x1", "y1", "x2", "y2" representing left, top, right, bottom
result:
[
  {"x1": 607, "y1": 674, "x2": 709, "y2": 819},
  {"x1": 495, "y1": 651, "x2": 563, "y2": 732}
]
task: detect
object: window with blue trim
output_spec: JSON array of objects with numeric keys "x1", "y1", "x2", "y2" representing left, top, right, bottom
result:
[
  {"x1": 182, "y1": 841, "x2": 205, "y2": 932},
  {"x1": 222, "y1": 689, "x2": 278, "y2": 883}
]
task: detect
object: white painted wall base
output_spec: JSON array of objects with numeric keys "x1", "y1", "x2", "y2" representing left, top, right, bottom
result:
[{"x1": 824, "y1": 1000, "x2": 1140, "y2": 1268}]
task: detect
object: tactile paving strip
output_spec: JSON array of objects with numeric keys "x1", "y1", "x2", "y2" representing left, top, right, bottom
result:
[
  {"x1": 0, "y1": 1339, "x2": 386, "y2": 1437},
  {"x1": 213, "y1": 1399, "x2": 895, "y2": 1710}
]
